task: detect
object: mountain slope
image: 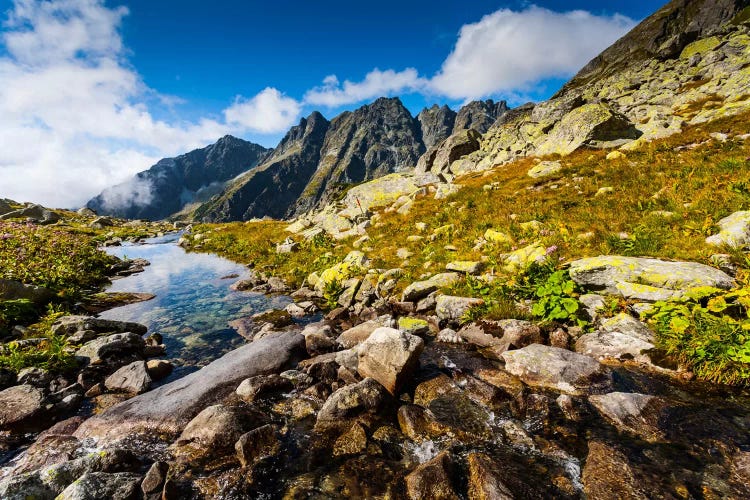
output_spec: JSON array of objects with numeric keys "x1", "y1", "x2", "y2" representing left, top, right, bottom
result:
[
  {"x1": 194, "y1": 112, "x2": 330, "y2": 221},
  {"x1": 86, "y1": 136, "x2": 270, "y2": 220}
]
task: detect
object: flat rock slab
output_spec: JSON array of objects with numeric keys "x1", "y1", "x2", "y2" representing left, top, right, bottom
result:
[
  {"x1": 74, "y1": 331, "x2": 304, "y2": 445},
  {"x1": 502, "y1": 344, "x2": 612, "y2": 395},
  {"x1": 569, "y1": 256, "x2": 735, "y2": 301},
  {"x1": 0, "y1": 384, "x2": 45, "y2": 431}
]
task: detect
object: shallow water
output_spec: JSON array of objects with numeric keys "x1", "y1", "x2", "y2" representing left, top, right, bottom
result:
[{"x1": 99, "y1": 233, "x2": 294, "y2": 382}]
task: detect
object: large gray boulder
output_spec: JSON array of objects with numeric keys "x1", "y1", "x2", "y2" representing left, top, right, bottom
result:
[
  {"x1": 357, "y1": 327, "x2": 424, "y2": 395},
  {"x1": 535, "y1": 103, "x2": 640, "y2": 156},
  {"x1": 417, "y1": 129, "x2": 482, "y2": 175},
  {"x1": 501, "y1": 344, "x2": 612, "y2": 395},
  {"x1": 74, "y1": 331, "x2": 304, "y2": 444},
  {"x1": 402, "y1": 272, "x2": 460, "y2": 302},
  {"x1": 435, "y1": 295, "x2": 484, "y2": 323},
  {"x1": 568, "y1": 256, "x2": 735, "y2": 301}
]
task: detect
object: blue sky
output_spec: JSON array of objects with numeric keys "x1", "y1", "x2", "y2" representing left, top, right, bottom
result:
[{"x1": 0, "y1": 0, "x2": 665, "y2": 207}]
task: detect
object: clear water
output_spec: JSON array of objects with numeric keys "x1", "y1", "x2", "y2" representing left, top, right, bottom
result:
[{"x1": 99, "y1": 233, "x2": 293, "y2": 382}]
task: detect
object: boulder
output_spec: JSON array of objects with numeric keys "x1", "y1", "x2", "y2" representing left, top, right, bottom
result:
[
  {"x1": 535, "y1": 103, "x2": 640, "y2": 156},
  {"x1": 404, "y1": 451, "x2": 459, "y2": 500},
  {"x1": 104, "y1": 361, "x2": 152, "y2": 394},
  {"x1": 445, "y1": 261, "x2": 485, "y2": 275},
  {"x1": 0, "y1": 279, "x2": 53, "y2": 304},
  {"x1": 338, "y1": 320, "x2": 381, "y2": 348},
  {"x1": 316, "y1": 378, "x2": 389, "y2": 425},
  {"x1": 499, "y1": 243, "x2": 547, "y2": 274},
  {"x1": 235, "y1": 424, "x2": 281, "y2": 467},
  {"x1": 235, "y1": 374, "x2": 293, "y2": 402},
  {"x1": 467, "y1": 452, "x2": 514, "y2": 500},
  {"x1": 141, "y1": 461, "x2": 168, "y2": 499},
  {"x1": 435, "y1": 295, "x2": 484, "y2": 323},
  {"x1": 145, "y1": 360, "x2": 173, "y2": 381},
  {"x1": 174, "y1": 404, "x2": 260, "y2": 456},
  {"x1": 568, "y1": 256, "x2": 735, "y2": 301},
  {"x1": 527, "y1": 160, "x2": 562, "y2": 178},
  {"x1": 502, "y1": 344, "x2": 612, "y2": 395},
  {"x1": 421, "y1": 129, "x2": 482, "y2": 175},
  {"x1": 357, "y1": 327, "x2": 424, "y2": 395},
  {"x1": 0, "y1": 384, "x2": 45, "y2": 431},
  {"x1": 397, "y1": 316, "x2": 430, "y2": 336},
  {"x1": 402, "y1": 273, "x2": 460, "y2": 302},
  {"x1": 74, "y1": 331, "x2": 304, "y2": 444},
  {"x1": 55, "y1": 471, "x2": 142, "y2": 500},
  {"x1": 575, "y1": 313, "x2": 655, "y2": 363},
  {"x1": 706, "y1": 211, "x2": 750, "y2": 248},
  {"x1": 52, "y1": 316, "x2": 147, "y2": 337},
  {"x1": 341, "y1": 173, "x2": 419, "y2": 213},
  {"x1": 588, "y1": 392, "x2": 669, "y2": 442},
  {"x1": 484, "y1": 229, "x2": 513, "y2": 245},
  {"x1": 75, "y1": 333, "x2": 146, "y2": 365}
]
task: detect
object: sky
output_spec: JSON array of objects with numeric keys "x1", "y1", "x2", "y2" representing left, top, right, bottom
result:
[{"x1": 0, "y1": 0, "x2": 665, "y2": 208}]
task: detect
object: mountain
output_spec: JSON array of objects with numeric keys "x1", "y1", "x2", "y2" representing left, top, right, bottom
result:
[
  {"x1": 193, "y1": 112, "x2": 330, "y2": 221},
  {"x1": 557, "y1": 0, "x2": 750, "y2": 96},
  {"x1": 86, "y1": 136, "x2": 270, "y2": 220},
  {"x1": 194, "y1": 97, "x2": 505, "y2": 222}
]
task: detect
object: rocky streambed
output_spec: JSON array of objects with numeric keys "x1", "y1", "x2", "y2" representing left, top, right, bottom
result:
[{"x1": 0, "y1": 242, "x2": 749, "y2": 499}]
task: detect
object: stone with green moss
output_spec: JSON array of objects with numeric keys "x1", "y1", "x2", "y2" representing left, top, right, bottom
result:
[
  {"x1": 500, "y1": 243, "x2": 547, "y2": 274},
  {"x1": 706, "y1": 211, "x2": 750, "y2": 248},
  {"x1": 397, "y1": 316, "x2": 430, "y2": 336}
]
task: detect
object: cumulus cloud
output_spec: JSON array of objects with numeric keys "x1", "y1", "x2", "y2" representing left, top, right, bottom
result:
[
  {"x1": 0, "y1": 0, "x2": 300, "y2": 208},
  {"x1": 430, "y1": 6, "x2": 636, "y2": 99},
  {"x1": 304, "y1": 68, "x2": 426, "y2": 107},
  {"x1": 224, "y1": 88, "x2": 301, "y2": 134}
]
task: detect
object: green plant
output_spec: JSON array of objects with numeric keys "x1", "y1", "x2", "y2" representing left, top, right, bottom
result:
[
  {"x1": 645, "y1": 286, "x2": 750, "y2": 385},
  {"x1": 0, "y1": 334, "x2": 77, "y2": 373},
  {"x1": 322, "y1": 279, "x2": 345, "y2": 310},
  {"x1": 0, "y1": 299, "x2": 38, "y2": 335},
  {"x1": 530, "y1": 270, "x2": 588, "y2": 328}
]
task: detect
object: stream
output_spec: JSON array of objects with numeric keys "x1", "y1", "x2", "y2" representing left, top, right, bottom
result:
[{"x1": 99, "y1": 233, "x2": 295, "y2": 383}]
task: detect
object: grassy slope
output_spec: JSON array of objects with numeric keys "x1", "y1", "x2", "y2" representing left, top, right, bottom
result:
[{"x1": 191, "y1": 111, "x2": 750, "y2": 290}]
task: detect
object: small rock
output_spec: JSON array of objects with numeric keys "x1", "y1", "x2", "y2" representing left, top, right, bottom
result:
[
  {"x1": 397, "y1": 316, "x2": 430, "y2": 336},
  {"x1": 235, "y1": 424, "x2": 281, "y2": 467},
  {"x1": 236, "y1": 375, "x2": 293, "y2": 403},
  {"x1": 333, "y1": 422, "x2": 367, "y2": 456},
  {"x1": 104, "y1": 361, "x2": 152, "y2": 394},
  {"x1": 174, "y1": 405, "x2": 261, "y2": 456},
  {"x1": 606, "y1": 151, "x2": 626, "y2": 160},
  {"x1": 446, "y1": 261, "x2": 485, "y2": 275},
  {"x1": 405, "y1": 451, "x2": 459, "y2": 500},
  {"x1": 527, "y1": 160, "x2": 562, "y2": 178},
  {"x1": 588, "y1": 392, "x2": 669, "y2": 442},
  {"x1": 145, "y1": 360, "x2": 173, "y2": 381},
  {"x1": 435, "y1": 295, "x2": 484, "y2": 323},
  {"x1": 141, "y1": 461, "x2": 169, "y2": 499},
  {"x1": 316, "y1": 378, "x2": 389, "y2": 426},
  {"x1": 595, "y1": 186, "x2": 614, "y2": 196}
]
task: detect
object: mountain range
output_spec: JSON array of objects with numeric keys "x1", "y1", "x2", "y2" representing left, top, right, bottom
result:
[{"x1": 87, "y1": 99, "x2": 508, "y2": 221}]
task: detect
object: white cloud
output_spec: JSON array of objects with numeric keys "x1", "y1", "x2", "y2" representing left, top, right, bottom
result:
[
  {"x1": 430, "y1": 6, "x2": 636, "y2": 99},
  {"x1": 224, "y1": 88, "x2": 301, "y2": 134},
  {"x1": 304, "y1": 68, "x2": 426, "y2": 107},
  {"x1": 0, "y1": 0, "x2": 299, "y2": 209}
]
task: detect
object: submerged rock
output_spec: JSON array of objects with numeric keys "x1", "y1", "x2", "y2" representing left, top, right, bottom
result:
[
  {"x1": 404, "y1": 450, "x2": 459, "y2": 500},
  {"x1": 502, "y1": 344, "x2": 612, "y2": 395},
  {"x1": 467, "y1": 452, "x2": 514, "y2": 500},
  {"x1": 235, "y1": 424, "x2": 281, "y2": 467}
]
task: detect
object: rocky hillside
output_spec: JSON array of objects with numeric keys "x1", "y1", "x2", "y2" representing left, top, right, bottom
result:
[
  {"x1": 87, "y1": 136, "x2": 270, "y2": 220},
  {"x1": 195, "y1": 97, "x2": 508, "y2": 222}
]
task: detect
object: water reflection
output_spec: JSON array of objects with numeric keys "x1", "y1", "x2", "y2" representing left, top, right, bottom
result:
[{"x1": 99, "y1": 234, "x2": 292, "y2": 382}]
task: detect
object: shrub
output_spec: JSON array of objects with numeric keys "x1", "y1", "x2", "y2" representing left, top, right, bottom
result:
[{"x1": 645, "y1": 286, "x2": 750, "y2": 385}]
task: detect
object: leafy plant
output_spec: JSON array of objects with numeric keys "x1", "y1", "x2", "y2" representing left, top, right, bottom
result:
[
  {"x1": 530, "y1": 270, "x2": 588, "y2": 328},
  {"x1": 645, "y1": 286, "x2": 750, "y2": 385},
  {"x1": 322, "y1": 279, "x2": 345, "y2": 310}
]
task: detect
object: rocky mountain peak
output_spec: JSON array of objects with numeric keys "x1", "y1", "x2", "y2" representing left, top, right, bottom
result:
[
  {"x1": 417, "y1": 104, "x2": 457, "y2": 150},
  {"x1": 453, "y1": 99, "x2": 509, "y2": 134},
  {"x1": 558, "y1": 0, "x2": 750, "y2": 96}
]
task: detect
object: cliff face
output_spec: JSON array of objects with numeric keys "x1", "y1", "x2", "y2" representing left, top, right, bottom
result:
[
  {"x1": 417, "y1": 105, "x2": 457, "y2": 150},
  {"x1": 86, "y1": 136, "x2": 270, "y2": 220},
  {"x1": 194, "y1": 112, "x2": 330, "y2": 221},
  {"x1": 290, "y1": 97, "x2": 425, "y2": 217}
]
